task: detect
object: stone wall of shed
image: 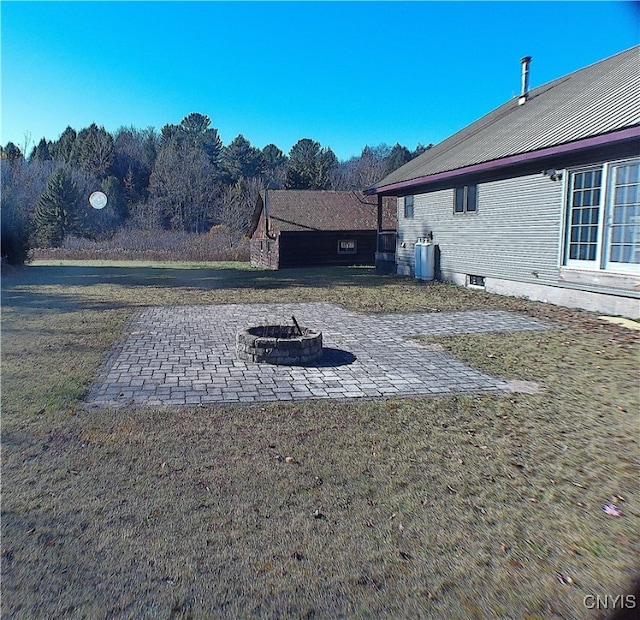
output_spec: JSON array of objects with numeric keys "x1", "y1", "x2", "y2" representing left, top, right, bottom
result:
[{"x1": 250, "y1": 237, "x2": 280, "y2": 269}]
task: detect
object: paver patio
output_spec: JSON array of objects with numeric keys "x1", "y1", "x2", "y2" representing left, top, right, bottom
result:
[{"x1": 87, "y1": 302, "x2": 550, "y2": 406}]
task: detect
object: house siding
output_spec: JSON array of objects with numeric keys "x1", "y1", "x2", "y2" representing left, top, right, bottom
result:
[{"x1": 398, "y1": 173, "x2": 563, "y2": 285}]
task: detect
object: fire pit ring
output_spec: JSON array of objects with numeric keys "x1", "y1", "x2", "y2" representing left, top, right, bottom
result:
[{"x1": 236, "y1": 322, "x2": 323, "y2": 365}]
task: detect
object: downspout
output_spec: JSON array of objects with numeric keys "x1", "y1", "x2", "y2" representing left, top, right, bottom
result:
[
  {"x1": 264, "y1": 189, "x2": 269, "y2": 237},
  {"x1": 377, "y1": 194, "x2": 383, "y2": 253},
  {"x1": 264, "y1": 189, "x2": 271, "y2": 238}
]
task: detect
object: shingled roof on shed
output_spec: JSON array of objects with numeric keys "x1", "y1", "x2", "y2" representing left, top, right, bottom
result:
[
  {"x1": 368, "y1": 46, "x2": 640, "y2": 194},
  {"x1": 250, "y1": 190, "x2": 396, "y2": 234}
]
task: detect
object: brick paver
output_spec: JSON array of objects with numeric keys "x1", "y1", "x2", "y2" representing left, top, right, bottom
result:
[{"x1": 87, "y1": 303, "x2": 550, "y2": 406}]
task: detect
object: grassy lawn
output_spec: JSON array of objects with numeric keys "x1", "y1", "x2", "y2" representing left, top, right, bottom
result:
[{"x1": 2, "y1": 261, "x2": 638, "y2": 619}]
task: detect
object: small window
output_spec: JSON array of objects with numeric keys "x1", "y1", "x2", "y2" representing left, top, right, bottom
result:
[
  {"x1": 454, "y1": 185, "x2": 478, "y2": 214},
  {"x1": 468, "y1": 274, "x2": 485, "y2": 288},
  {"x1": 404, "y1": 195, "x2": 414, "y2": 219},
  {"x1": 338, "y1": 239, "x2": 357, "y2": 254}
]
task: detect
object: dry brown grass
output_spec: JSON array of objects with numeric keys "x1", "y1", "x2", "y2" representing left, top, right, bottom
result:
[
  {"x1": 2, "y1": 262, "x2": 638, "y2": 619},
  {"x1": 31, "y1": 228, "x2": 250, "y2": 263}
]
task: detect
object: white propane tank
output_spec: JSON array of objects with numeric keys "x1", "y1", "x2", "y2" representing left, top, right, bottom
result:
[{"x1": 414, "y1": 238, "x2": 434, "y2": 281}]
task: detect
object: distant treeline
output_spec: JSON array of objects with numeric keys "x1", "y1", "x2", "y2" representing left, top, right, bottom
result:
[{"x1": 1, "y1": 112, "x2": 430, "y2": 264}]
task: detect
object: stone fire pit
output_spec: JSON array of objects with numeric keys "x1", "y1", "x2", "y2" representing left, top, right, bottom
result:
[{"x1": 236, "y1": 320, "x2": 323, "y2": 365}]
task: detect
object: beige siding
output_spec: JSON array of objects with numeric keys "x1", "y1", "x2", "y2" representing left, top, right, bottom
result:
[{"x1": 397, "y1": 174, "x2": 563, "y2": 285}]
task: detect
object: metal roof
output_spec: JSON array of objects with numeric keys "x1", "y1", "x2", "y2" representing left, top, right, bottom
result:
[{"x1": 369, "y1": 46, "x2": 640, "y2": 193}]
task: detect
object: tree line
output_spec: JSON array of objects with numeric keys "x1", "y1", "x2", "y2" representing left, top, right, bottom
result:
[{"x1": 1, "y1": 112, "x2": 430, "y2": 263}]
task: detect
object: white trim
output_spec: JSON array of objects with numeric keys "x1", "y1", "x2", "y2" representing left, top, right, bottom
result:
[
  {"x1": 557, "y1": 169, "x2": 569, "y2": 270},
  {"x1": 563, "y1": 157, "x2": 640, "y2": 275},
  {"x1": 603, "y1": 159, "x2": 640, "y2": 274},
  {"x1": 564, "y1": 164, "x2": 604, "y2": 270},
  {"x1": 558, "y1": 267, "x2": 639, "y2": 291}
]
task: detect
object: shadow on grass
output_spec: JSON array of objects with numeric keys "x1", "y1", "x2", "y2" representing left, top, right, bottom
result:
[
  {"x1": 0, "y1": 289, "x2": 129, "y2": 314},
  {"x1": 0, "y1": 263, "x2": 391, "y2": 313}
]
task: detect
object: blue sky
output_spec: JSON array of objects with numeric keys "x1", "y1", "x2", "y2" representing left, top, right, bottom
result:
[{"x1": 2, "y1": 1, "x2": 638, "y2": 161}]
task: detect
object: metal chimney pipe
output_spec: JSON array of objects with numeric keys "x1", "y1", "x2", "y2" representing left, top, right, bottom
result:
[{"x1": 519, "y1": 56, "x2": 532, "y2": 105}]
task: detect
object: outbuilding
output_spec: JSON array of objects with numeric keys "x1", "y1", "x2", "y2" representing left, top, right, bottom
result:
[{"x1": 249, "y1": 189, "x2": 396, "y2": 269}]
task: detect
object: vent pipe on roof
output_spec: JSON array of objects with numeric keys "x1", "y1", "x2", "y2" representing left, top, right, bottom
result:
[{"x1": 518, "y1": 56, "x2": 532, "y2": 105}]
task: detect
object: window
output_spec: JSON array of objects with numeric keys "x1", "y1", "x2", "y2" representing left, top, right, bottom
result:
[
  {"x1": 337, "y1": 239, "x2": 357, "y2": 254},
  {"x1": 608, "y1": 161, "x2": 640, "y2": 266},
  {"x1": 564, "y1": 159, "x2": 639, "y2": 272},
  {"x1": 566, "y1": 168, "x2": 602, "y2": 262},
  {"x1": 454, "y1": 185, "x2": 477, "y2": 213},
  {"x1": 404, "y1": 195, "x2": 414, "y2": 219},
  {"x1": 468, "y1": 275, "x2": 485, "y2": 288}
]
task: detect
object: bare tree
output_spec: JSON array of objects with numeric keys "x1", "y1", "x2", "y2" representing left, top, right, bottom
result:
[
  {"x1": 330, "y1": 145, "x2": 390, "y2": 190},
  {"x1": 113, "y1": 126, "x2": 158, "y2": 207},
  {"x1": 1, "y1": 156, "x2": 51, "y2": 261},
  {"x1": 148, "y1": 143, "x2": 218, "y2": 232},
  {"x1": 215, "y1": 176, "x2": 262, "y2": 248},
  {"x1": 20, "y1": 131, "x2": 33, "y2": 160},
  {"x1": 129, "y1": 200, "x2": 163, "y2": 231}
]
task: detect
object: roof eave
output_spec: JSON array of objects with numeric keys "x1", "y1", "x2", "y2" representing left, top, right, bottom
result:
[{"x1": 368, "y1": 126, "x2": 640, "y2": 195}]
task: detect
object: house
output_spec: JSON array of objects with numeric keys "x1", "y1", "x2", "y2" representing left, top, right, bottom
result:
[
  {"x1": 248, "y1": 190, "x2": 396, "y2": 269},
  {"x1": 365, "y1": 47, "x2": 640, "y2": 318}
]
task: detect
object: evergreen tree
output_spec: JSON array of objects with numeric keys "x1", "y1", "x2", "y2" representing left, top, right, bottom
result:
[
  {"x1": 285, "y1": 138, "x2": 337, "y2": 190},
  {"x1": 261, "y1": 144, "x2": 287, "y2": 188},
  {"x1": 112, "y1": 126, "x2": 158, "y2": 206},
  {"x1": 180, "y1": 113, "x2": 223, "y2": 163},
  {"x1": 1, "y1": 142, "x2": 23, "y2": 165},
  {"x1": 160, "y1": 123, "x2": 180, "y2": 147},
  {"x1": 179, "y1": 112, "x2": 212, "y2": 143},
  {"x1": 29, "y1": 138, "x2": 52, "y2": 162},
  {"x1": 101, "y1": 175, "x2": 127, "y2": 221},
  {"x1": 75, "y1": 123, "x2": 115, "y2": 178},
  {"x1": 384, "y1": 143, "x2": 413, "y2": 175},
  {"x1": 50, "y1": 127, "x2": 78, "y2": 164},
  {"x1": 412, "y1": 143, "x2": 433, "y2": 158},
  {"x1": 220, "y1": 134, "x2": 263, "y2": 185},
  {"x1": 160, "y1": 113, "x2": 222, "y2": 166},
  {"x1": 34, "y1": 168, "x2": 81, "y2": 247}
]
